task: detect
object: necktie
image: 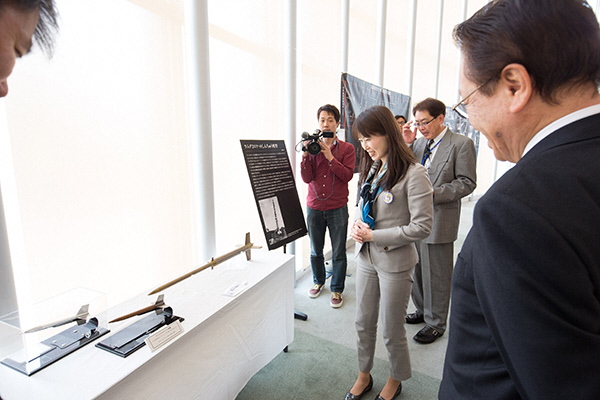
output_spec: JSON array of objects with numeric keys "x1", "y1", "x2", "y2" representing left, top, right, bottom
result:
[{"x1": 421, "y1": 139, "x2": 435, "y2": 165}]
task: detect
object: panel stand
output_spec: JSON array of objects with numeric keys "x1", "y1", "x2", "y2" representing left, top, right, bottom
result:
[{"x1": 283, "y1": 244, "x2": 307, "y2": 321}]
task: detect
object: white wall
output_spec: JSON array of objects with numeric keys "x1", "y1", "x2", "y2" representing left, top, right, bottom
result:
[{"x1": 1, "y1": 0, "x2": 194, "y2": 308}]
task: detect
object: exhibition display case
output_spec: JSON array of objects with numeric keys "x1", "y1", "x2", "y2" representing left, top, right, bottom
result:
[{"x1": 0, "y1": 287, "x2": 108, "y2": 376}]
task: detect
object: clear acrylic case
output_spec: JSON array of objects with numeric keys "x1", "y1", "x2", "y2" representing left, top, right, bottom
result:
[{"x1": 0, "y1": 287, "x2": 109, "y2": 376}]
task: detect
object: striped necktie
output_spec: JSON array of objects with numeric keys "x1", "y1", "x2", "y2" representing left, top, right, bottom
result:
[{"x1": 421, "y1": 139, "x2": 435, "y2": 165}]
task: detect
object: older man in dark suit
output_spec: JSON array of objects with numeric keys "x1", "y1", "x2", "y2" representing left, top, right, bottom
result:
[
  {"x1": 402, "y1": 98, "x2": 477, "y2": 344},
  {"x1": 439, "y1": 0, "x2": 600, "y2": 398}
]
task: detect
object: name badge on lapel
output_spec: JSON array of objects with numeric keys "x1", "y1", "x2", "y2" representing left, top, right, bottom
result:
[{"x1": 382, "y1": 191, "x2": 394, "y2": 204}]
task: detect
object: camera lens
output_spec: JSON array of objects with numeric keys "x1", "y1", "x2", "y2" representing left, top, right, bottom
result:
[{"x1": 307, "y1": 141, "x2": 321, "y2": 155}]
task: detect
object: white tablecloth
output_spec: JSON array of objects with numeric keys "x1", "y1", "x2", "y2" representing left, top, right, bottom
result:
[{"x1": 0, "y1": 251, "x2": 294, "y2": 400}]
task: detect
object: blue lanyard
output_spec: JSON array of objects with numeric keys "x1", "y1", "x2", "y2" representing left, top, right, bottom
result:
[{"x1": 421, "y1": 138, "x2": 442, "y2": 165}]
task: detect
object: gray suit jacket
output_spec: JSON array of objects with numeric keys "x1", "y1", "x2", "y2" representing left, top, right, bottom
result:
[
  {"x1": 412, "y1": 129, "x2": 476, "y2": 244},
  {"x1": 355, "y1": 163, "x2": 433, "y2": 272}
]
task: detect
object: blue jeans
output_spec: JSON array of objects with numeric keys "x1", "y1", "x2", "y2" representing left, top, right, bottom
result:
[{"x1": 307, "y1": 205, "x2": 349, "y2": 293}]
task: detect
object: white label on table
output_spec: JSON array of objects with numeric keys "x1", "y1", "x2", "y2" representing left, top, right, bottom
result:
[
  {"x1": 223, "y1": 281, "x2": 249, "y2": 297},
  {"x1": 145, "y1": 320, "x2": 184, "y2": 352}
]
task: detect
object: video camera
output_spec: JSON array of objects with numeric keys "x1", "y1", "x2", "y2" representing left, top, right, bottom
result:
[{"x1": 301, "y1": 130, "x2": 335, "y2": 155}]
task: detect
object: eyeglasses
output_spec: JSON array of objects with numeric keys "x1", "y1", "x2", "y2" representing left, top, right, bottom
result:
[
  {"x1": 451, "y1": 79, "x2": 491, "y2": 119},
  {"x1": 413, "y1": 117, "x2": 437, "y2": 128}
]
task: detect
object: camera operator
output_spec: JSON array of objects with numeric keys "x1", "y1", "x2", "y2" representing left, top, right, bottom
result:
[{"x1": 301, "y1": 104, "x2": 355, "y2": 308}]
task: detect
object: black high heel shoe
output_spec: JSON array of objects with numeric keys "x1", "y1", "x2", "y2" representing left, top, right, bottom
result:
[
  {"x1": 343, "y1": 374, "x2": 373, "y2": 400},
  {"x1": 374, "y1": 381, "x2": 402, "y2": 400}
]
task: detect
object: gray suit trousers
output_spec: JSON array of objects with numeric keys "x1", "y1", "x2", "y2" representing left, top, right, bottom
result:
[
  {"x1": 355, "y1": 254, "x2": 413, "y2": 381},
  {"x1": 412, "y1": 241, "x2": 454, "y2": 332}
]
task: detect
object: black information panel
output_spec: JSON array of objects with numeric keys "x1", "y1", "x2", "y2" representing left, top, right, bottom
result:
[{"x1": 240, "y1": 140, "x2": 307, "y2": 250}]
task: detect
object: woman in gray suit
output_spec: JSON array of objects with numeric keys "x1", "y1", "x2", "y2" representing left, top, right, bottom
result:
[{"x1": 345, "y1": 106, "x2": 433, "y2": 400}]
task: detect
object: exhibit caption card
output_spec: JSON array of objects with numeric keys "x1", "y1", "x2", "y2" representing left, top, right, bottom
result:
[{"x1": 145, "y1": 320, "x2": 184, "y2": 352}]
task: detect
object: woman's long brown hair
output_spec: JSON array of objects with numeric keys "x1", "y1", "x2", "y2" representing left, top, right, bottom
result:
[{"x1": 352, "y1": 105, "x2": 417, "y2": 191}]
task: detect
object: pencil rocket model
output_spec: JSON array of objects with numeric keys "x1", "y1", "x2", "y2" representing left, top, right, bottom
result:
[
  {"x1": 24, "y1": 304, "x2": 90, "y2": 334},
  {"x1": 148, "y1": 232, "x2": 261, "y2": 295},
  {"x1": 109, "y1": 295, "x2": 167, "y2": 323}
]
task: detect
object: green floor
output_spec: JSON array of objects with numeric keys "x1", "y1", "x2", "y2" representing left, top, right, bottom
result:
[{"x1": 236, "y1": 328, "x2": 441, "y2": 400}]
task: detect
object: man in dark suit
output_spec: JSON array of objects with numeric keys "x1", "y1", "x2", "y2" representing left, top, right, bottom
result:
[
  {"x1": 402, "y1": 98, "x2": 477, "y2": 344},
  {"x1": 439, "y1": 0, "x2": 600, "y2": 398}
]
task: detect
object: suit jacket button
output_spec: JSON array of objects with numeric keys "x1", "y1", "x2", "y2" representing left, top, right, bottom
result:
[{"x1": 384, "y1": 246, "x2": 389, "y2": 251}]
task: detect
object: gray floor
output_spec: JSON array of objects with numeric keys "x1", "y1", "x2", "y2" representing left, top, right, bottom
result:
[{"x1": 293, "y1": 197, "x2": 477, "y2": 382}]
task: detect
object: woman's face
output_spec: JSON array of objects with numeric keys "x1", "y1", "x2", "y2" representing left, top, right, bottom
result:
[
  {"x1": 0, "y1": 5, "x2": 39, "y2": 97},
  {"x1": 358, "y1": 133, "x2": 389, "y2": 164}
]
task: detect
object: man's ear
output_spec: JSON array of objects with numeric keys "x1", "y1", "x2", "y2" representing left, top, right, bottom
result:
[{"x1": 499, "y1": 63, "x2": 532, "y2": 113}]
